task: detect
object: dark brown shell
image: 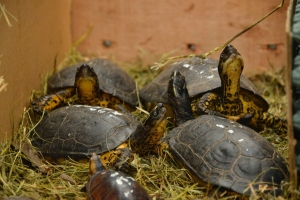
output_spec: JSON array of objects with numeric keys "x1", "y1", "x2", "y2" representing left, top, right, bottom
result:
[
  {"x1": 168, "y1": 115, "x2": 289, "y2": 195},
  {"x1": 140, "y1": 57, "x2": 268, "y2": 110},
  {"x1": 48, "y1": 59, "x2": 138, "y2": 106},
  {"x1": 32, "y1": 105, "x2": 139, "y2": 159},
  {"x1": 86, "y1": 170, "x2": 150, "y2": 200}
]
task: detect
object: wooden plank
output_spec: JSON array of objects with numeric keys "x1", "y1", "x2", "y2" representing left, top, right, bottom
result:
[
  {"x1": 286, "y1": 0, "x2": 297, "y2": 195},
  {"x1": 71, "y1": 0, "x2": 289, "y2": 75},
  {"x1": 0, "y1": 0, "x2": 72, "y2": 139}
]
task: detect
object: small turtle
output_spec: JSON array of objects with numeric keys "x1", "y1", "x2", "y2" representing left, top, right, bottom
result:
[
  {"x1": 166, "y1": 70, "x2": 289, "y2": 196},
  {"x1": 194, "y1": 45, "x2": 287, "y2": 133},
  {"x1": 86, "y1": 153, "x2": 150, "y2": 200},
  {"x1": 31, "y1": 59, "x2": 138, "y2": 114},
  {"x1": 32, "y1": 104, "x2": 167, "y2": 169}
]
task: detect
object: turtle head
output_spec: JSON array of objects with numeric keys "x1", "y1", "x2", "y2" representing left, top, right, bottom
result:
[
  {"x1": 168, "y1": 70, "x2": 189, "y2": 99},
  {"x1": 130, "y1": 103, "x2": 167, "y2": 156},
  {"x1": 168, "y1": 70, "x2": 194, "y2": 126},
  {"x1": 218, "y1": 45, "x2": 244, "y2": 101},
  {"x1": 89, "y1": 153, "x2": 105, "y2": 175},
  {"x1": 75, "y1": 64, "x2": 100, "y2": 98},
  {"x1": 218, "y1": 45, "x2": 244, "y2": 78},
  {"x1": 76, "y1": 64, "x2": 98, "y2": 80},
  {"x1": 142, "y1": 103, "x2": 167, "y2": 129}
]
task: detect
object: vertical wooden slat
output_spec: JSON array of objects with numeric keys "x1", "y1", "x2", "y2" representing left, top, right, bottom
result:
[{"x1": 286, "y1": 0, "x2": 297, "y2": 196}]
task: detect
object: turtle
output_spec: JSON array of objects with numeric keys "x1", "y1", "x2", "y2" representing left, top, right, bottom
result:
[
  {"x1": 193, "y1": 45, "x2": 287, "y2": 133},
  {"x1": 140, "y1": 45, "x2": 286, "y2": 133},
  {"x1": 31, "y1": 103, "x2": 167, "y2": 169},
  {"x1": 86, "y1": 153, "x2": 150, "y2": 200},
  {"x1": 166, "y1": 70, "x2": 289, "y2": 196},
  {"x1": 31, "y1": 58, "x2": 138, "y2": 114}
]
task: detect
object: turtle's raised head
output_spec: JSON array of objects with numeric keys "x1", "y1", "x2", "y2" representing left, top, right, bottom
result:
[
  {"x1": 218, "y1": 45, "x2": 244, "y2": 102},
  {"x1": 130, "y1": 103, "x2": 167, "y2": 156},
  {"x1": 168, "y1": 70, "x2": 194, "y2": 126},
  {"x1": 142, "y1": 103, "x2": 167, "y2": 130},
  {"x1": 219, "y1": 45, "x2": 239, "y2": 63},
  {"x1": 168, "y1": 70, "x2": 189, "y2": 99},
  {"x1": 218, "y1": 45, "x2": 244, "y2": 75},
  {"x1": 75, "y1": 64, "x2": 100, "y2": 99},
  {"x1": 76, "y1": 64, "x2": 97, "y2": 79}
]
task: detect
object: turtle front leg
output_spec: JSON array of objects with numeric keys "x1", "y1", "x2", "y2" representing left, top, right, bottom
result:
[
  {"x1": 196, "y1": 93, "x2": 254, "y2": 124},
  {"x1": 195, "y1": 92, "x2": 229, "y2": 118},
  {"x1": 31, "y1": 88, "x2": 75, "y2": 114},
  {"x1": 96, "y1": 93, "x2": 134, "y2": 112}
]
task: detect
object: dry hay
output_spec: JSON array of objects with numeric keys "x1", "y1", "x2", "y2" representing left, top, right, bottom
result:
[{"x1": 0, "y1": 51, "x2": 295, "y2": 200}]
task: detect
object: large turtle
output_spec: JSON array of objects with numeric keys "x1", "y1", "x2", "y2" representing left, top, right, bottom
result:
[
  {"x1": 31, "y1": 59, "x2": 138, "y2": 114},
  {"x1": 166, "y1": 70, "x2": 289, "y2": 196},
  {"x1": 86, "y1": 153, "x2": 150, "y2": 200},
  {"x1": 32, "y1": 104, "x2": 167, "y2": 169},
  {"x1": 141, "y1": 45, "x2": 286, "y2": 133}
]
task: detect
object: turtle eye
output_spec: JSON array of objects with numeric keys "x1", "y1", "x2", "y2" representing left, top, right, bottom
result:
[{"x1": 152, "y1": 110, "x2": 158, "y2": 116}]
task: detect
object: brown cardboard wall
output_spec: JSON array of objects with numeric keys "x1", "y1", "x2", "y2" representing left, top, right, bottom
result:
[
  {"x1": 71, "y1": 0, "x2": 288, "y2": 75},
  {"x1": 0, "y1": 0, "x2": 71, "y2": 139}
]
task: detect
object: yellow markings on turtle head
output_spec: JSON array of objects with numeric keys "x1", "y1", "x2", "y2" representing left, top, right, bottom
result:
[
  {"x1": 173, "y1": 86, "x2": 178, "y2": 97},
  {"x1": 222, "y1": 54, "x2": 244, "y2": 74},
  {"x1": 172, "y1": 83, "x2": 184, "y2": 98}
]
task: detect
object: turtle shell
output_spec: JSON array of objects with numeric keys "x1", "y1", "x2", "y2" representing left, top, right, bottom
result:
[
  {"x1": 32, "y1": 105, "x2": 139, "y2": 159},
  {"x1": 47, "y1": 59, "x2": 138, "y2": 106},
  {"x1": 140, "y1": 57, "x2": 268, "y2": 110},
  {"x1": 86, "y1": 170, "x2": 150, "y2": 200},
  {"x1": 168, "y1": 115, "x2": 289, "y2": 195}
]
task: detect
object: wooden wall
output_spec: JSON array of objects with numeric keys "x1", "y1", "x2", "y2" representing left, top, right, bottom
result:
[
  {"x1": 0, "y1": 0, "x2": 72, "y2": 139},
  {"x1": 71, "y1": 0, "x2": 289, "y2": 75}
]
